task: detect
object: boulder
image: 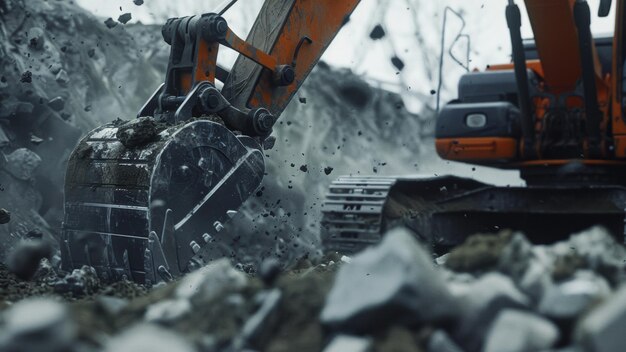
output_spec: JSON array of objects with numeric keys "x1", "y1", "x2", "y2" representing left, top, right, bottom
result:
[
  {"x1": 4, "y1": 148, "x2": 41, "y2": 180},
  {"x1": 323, "y1": 335, "x2": 372, "y2": 352},
  {"x1": 0, "y1": 299, "x2": 76, "y2": 352},
  {"x1": 104, "y1": 324, "x2": 196, "y2": 352},
  {"x1": 321, "y1": 227, "x2": 458, "y2": 333},
  {"x1": 451, "y1": 273, "x2": 530, "y2": 352},
  {"x1": 539, "y1": 271, "x2": 611, "y2": 320},
  {"x1": 483, "y1": 309, "x2": 559, "y2": 352},
  {"x1": 427, "y1": 330, "x2": 463, "y2": 352},
  {"x1": 575, "y1": 285, "x2": 626, "y2": 352},
  {"x1": 176, "y1": 258, "x2": 247, "y2": 303}
]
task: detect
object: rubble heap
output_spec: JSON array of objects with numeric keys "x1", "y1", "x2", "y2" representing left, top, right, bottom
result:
[{"x1": 1, "y1": 226, "x2": 625, "y2": 351}]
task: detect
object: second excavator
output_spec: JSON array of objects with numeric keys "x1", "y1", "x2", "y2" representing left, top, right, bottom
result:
[{"x1": 322, "y1": 0, "x2": 626, "y2": 253}]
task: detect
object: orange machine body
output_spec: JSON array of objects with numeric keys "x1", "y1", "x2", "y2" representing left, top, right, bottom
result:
[{"x1": 436, "y1": 0, "x2": 626, "y2": 170}]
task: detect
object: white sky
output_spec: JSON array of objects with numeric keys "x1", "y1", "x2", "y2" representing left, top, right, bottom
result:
[{"x1": 76, "y1": 0, "x2": 616, "y2": 113}]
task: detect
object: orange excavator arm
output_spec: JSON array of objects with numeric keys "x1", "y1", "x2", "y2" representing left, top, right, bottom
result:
[
  {"x1": 525, "y1": 0, "x2": 610, "y2": 93},
  {"x1": 222, "y1": 0, "x2": 361, "y2": 117}
]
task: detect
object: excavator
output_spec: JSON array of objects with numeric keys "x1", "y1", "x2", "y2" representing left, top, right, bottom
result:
[
  {"x1": 322, "y1": 0, "x2": 626, "y2": 253},
  {"x1": 61, "y1": 0, "x2": 623, "y2": 283},
  {"x1": 60, "y1": 0, "x2": 361, "y2": 284}
]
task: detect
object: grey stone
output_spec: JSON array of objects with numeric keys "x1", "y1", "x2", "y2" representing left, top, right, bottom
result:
[
  {"x1": 104, "y1": 18, "x2": 117, "y2": 29},
  {"x1": 0, "y1": 208, "x2": 10, "y2": 224},
  {"x1": 323, "y1": 335, "x2": 372, "y2": 352},
  {"x1": 0, "y1": 97, "x2": 34, "y2": 119},
  {"x1": 483, "y1": 309, "x2": 559, "y2": 352},
  {"x1": 539, "y1": 271, "x2": 610, "y2": 320},
  {"x1": 176, "y1": 258, "x2": 247, "y2": 302},
  {"x1": 236, "y1": 289, "x2": 282, "y2": 350},
  {"x1": 0, "y1": 125, "x2": 10, "y2": 147},
  {"x1": 118, "y1": 13, "x2": 132, "y2": 24},
  {"x1": 517, "y1": 259, "x2": 553, "y2": 303},
  {"x1": 96, "y1": 296, "x2": 129, "y2": 316},
  {"x1": 451, "y1": 273, "x2": 530, "y2": 352},
  {"x1": 49, "y1": 63, "x2": 62, "y2": 75},
  {"x1": 497, "y1": 232, "x2": 534, "y2": 280},
  {"x1": 104, "y1": 324, "x2": 196, "y2": 352},
  {"x1": 552, "y1": 226, "x2": 626, "y2": 284},
  {"x1": 7, "y1": 239, "x2": 53, "y2": 280},
  {"x1": 321, "y1": 227, "x2": 458, "y2": 333},
  {"x1": 427, "y1": 330, "x2": 463, "y2": 352},
  {"x1": 116, "y1": 116, "x2": 160, "y2": 148},
  {"x1": 575, "y1": 285, "x2": 626, "y2": 352},
  {"x1": 28, "y1": 27, "x2": 45, "y2": 50},
  {"x1": 47, "y1": 96, "x2": 65, "y2": 111},
  {"x1": 55, "y1": 69, "x2": 70, "y2": 85},
  {"x1": 4, "y1": 148, "x2": 41, "y2": 180},
  {"x1": 0, "y1": 299, "x2": 76, "y2": 352},
  {"x1": 144, "y1": 299, "x2": 191, "y2": 323},
  {"x1": 259, "y1": 257, "x2": 281, "y2": 286},
  {"x1": 53, "y1": 265, "x2": 100, "y2": 296}
]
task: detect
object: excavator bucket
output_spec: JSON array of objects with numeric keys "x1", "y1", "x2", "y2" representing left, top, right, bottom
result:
[
  {"x1": 62, "y1": 121, "x2": 264, "y2": 284},
  {"x1": 61, "y1": 0, "x2": 361, "y2": 285}
]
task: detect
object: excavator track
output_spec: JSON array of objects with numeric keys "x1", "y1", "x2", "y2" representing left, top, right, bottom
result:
[
  {"x1": 322, "y1": 175, "x2": 626, "y2": 254},
  {"x1": 321, "y1": 176, "x2": 396, "y2": 253}
]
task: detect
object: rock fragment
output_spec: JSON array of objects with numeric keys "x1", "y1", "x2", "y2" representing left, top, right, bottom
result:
[
  {"x1": 321, "y1": 227, "x2": 458, "y2": 333},
  {"x1": 4, "y1": 148, "x2": 41, "y2": 180},
  {"x1": 450, "y1": 273, "x2": 529, "y2": 351},
  {"x1": 391, "y1": 56, "x2": 405, "y2": 71},
  {"x1": 554, "y1": 226, "x2": 626, "y2": 285},
  {"x1": 369, "y1": 24, "x2": 385, "y2": 39},
  {"x1": 176, "y1": 258, "x2": 247, "y2": 302},
  {"x1": 575, "y1": 285, "x2": 626, "y2": 352},
  {"x1": 445, "y1": 231, "x2": 512, "y2": 272},
  {"x1": 144, "y1": 299, "x2": 191, "y2": 323},
  {"x1": 104, "y1": 17, "x2": 117, "y2": 29},
  {"x1": 53, "y1": 266, "x2": 100, "y2": 296},
  {"x1": 0, "y1": 208, "x2": 10, "y2": 224},
  {"x1": 427, "y1": 330, "x2": 463, "y2": 352},
  {"x1": 7, "y1": 240, "x2": 53, "y2": 280},
  {"x1": 133, "y1": 0, "x2": 144, "y2": 5},
  {"x1": 539, "y1": 271, "x2": 610, "y2": 320},
  {"x1": 324, "y1": 166, "x2": 334, "y2": 175},
  {"x1": 323, "y1": 335, "x2": 372, "y2": 352},
  {"x1": 28, "y1": 27, "x2": 45, "y2": 50},
  {"x1": 47, "y1": 96, "x2": 65, "y2": 111},
  {"x1": 20, "y1": 71, "x2": 32, "y2": 83},
  {"x1": 238, "y1": 289, "x2": 282, "y2": 349},
  {"x1": 116, "y1": 116, "x2": 160, "y2": 148},
  {"x1": 0, "y1": 126, "x2": 9, "y2": 147},
  {"x1": 483, "y1": 309, "x2": 559, "y2": 352},
  {"x1": 0, "y1": 299, "x2": 76, "y2": 352},
  {"x1": 104, "y1": 324, "x2": 196, "y2": 352},
  {"x1": 118, "y1": 13, "x2": 132, "y2": 24},
  {"x1": 55, "y1": 69, "x2": 70, "y2": 85},
  {"x1": 259, "y1": 257, "x2": 281, "y2": 286}
]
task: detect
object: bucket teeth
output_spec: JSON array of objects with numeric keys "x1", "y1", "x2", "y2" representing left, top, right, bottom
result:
[{"x1": 62, "y1": 120, "x2": 266, "y2": 285}]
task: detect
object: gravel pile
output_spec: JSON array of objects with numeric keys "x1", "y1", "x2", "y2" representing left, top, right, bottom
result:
[{"x1": 1, "y1": 226, "x2": 625, "y2": 351}]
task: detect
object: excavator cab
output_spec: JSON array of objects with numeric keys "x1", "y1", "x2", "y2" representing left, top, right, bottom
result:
[{"x1": 436, "y1": 0, "x2": 623, "y2": 177}]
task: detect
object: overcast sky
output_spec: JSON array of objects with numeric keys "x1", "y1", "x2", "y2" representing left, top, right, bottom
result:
[{"x1": 76, "y1": 0, "x2": 616, "y2": 113}]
